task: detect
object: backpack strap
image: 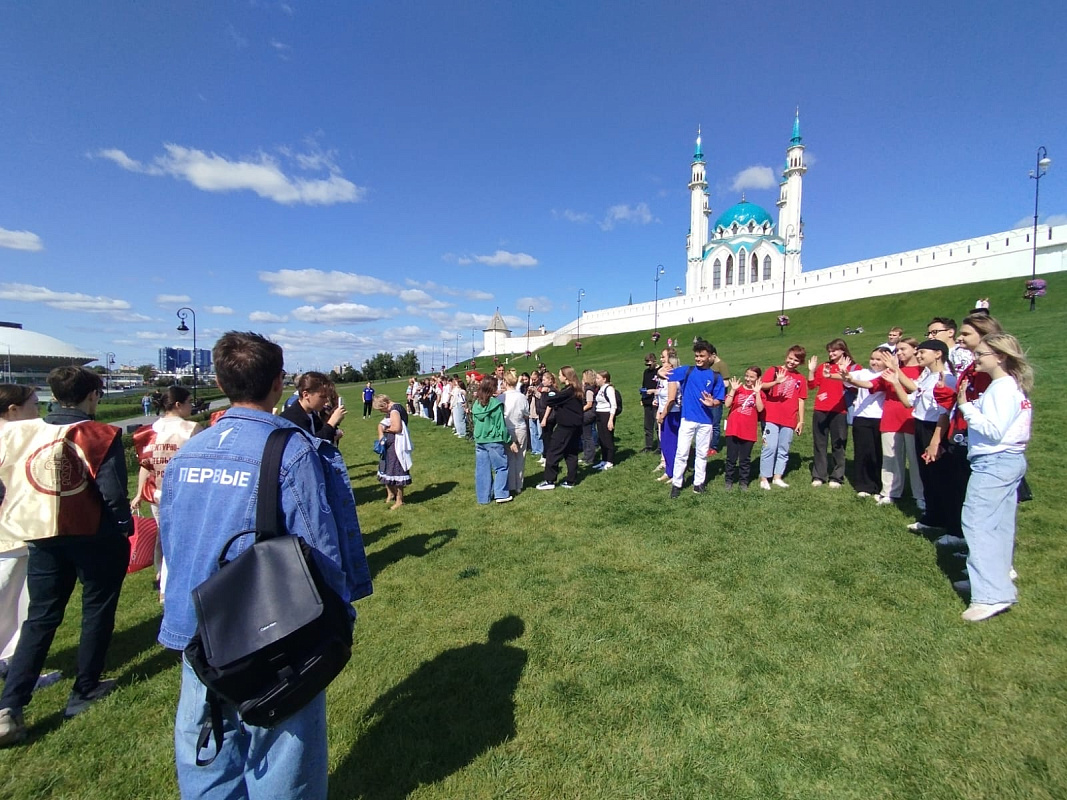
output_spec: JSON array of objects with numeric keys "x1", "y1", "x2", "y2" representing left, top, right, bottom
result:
[
  {"x1": 254, "y1": 427, "x2": 299, "y2": 541},
  {"x1": 195, "y1": 426, "x2": 297, "y2": 767}
]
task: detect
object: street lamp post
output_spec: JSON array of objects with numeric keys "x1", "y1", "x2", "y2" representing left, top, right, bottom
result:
[
  {"x1": 455, "y1": 333, "x2": 461, "y2": 368},
  {"x1": 575, "y1": 289, "x2": 585, "y2": 356},
  {"x1": 526, "y1": 305, "x2": 534, "y2": 357},
  {"x1": 653, "y1": 264, "x2": 665, "y2": 338},
  {"x1": 471, "y1": 328, "x2": 477, "y2": 360},
  {"x1": 780, "y1": 225, "x2": 796, "y2": 335},
  {"x1": 1029, "y1": 146, "x2": 1052, "y2": 312},
  {"x1": 175, "y1": 307, "x2": 198, "y2": 403},
  {"x1": 105, "y1": 351, "x2": 116, "y2": 394}
]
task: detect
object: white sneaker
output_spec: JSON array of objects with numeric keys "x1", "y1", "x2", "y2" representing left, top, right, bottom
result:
[
  {"x1": 535, "y1": 482, "x2": 555, "y2": 491},
  {"x1": 772, "y1": 478, "x2": 789, "y2": 488},
  {"x1": 1009, "y1": 567, "x2": 1019, "y2": 581},
  {"x1": 538, "y1": 458, "x2": 546, "y2": 466},
  {"x1": 875, "y1": 495, "x2": 894, "y2": 506},
  {"x1": 828, "y1": 481, "x2": 842, "y2": 489},
  {"x1": 856, "y1": 491, "x2": 872, "y2": 498},
  {"x1": 759, "y1": 480, "x2": 771, "y2": 490},
  {"x1": 592, "y1": 461, "x2": 606, "y2": 470},
  {"x1": 811, "y1": 479, "x2": 824, "y2": 487},
  {"x1": 961, "y1": 602, "x2": 1012, "y2": 622},
  {"x1": 907, "y1": 521, "x2": 942, "y2": 533},
  {"x1": 600, "y1": 462, "x2": 613, "y2": 470},
  {"x1": 0, "y1": 707, "x2": 26, "y2": 747},
  {"x1": 494, "y1": 496, "x2": 513, "y2": 504}
]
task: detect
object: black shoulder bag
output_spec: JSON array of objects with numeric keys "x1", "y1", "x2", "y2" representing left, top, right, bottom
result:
[{"x1": 185, "y1": 427, "x2": 354, "y2": 766}]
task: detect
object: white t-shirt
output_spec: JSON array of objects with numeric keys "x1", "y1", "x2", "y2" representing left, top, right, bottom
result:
[
  {"x1": 911, "y1": 368, "x2": 957, "y2": 423},
  {"x1": 501, "y1": 389, "x2": 530, "y2": 435},
  {"x1": 848, "y1": 367, "x2": 885, "y2": 423}
]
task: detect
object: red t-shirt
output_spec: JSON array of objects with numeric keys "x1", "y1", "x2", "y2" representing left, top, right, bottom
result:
[
  {"x1": 949, "y1": 362, "x2": 992, "y2": 438},
  {"x1": 726, "y1": 386, "x2": 760, "y2": 442},
  {"x1": 760, "y1": 366, "x2": 807, "y2": 429},
  {"x1": 808, "y1": 362, "x2": 859, "y2": 414},
  {"x1": 870, "y1": 365, "x2": 923, "y2": 434}
]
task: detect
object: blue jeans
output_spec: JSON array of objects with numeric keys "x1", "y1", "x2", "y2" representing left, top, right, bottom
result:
[
  {"x1": 175, "y1": 658, "x2": 327, "y2": 800},
  {"x1": 453, "y1": 406, "x2": 467, "y2": 437},
  {"x1": 475, "y1": 442, "x2": 509, "y2": 503},
  {"x1": 709, "y1": 404, "x2": 723, "y2": 451},
  {"x1": 962, "y1": 451, "x2": 1026, "y2": 606},
  {"x1": 528, "y1": 416, "x2": 543, "y2": 454},
  {"x1": 759, "y1": 422, "x2": 795, "y2": 479}
]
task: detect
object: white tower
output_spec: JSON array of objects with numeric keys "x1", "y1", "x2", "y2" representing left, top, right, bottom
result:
[
  {"x1": 778, "y1": 110, "x2": 807, "y2": 277},
  {"x1": 687, "y1": 128, "x2": 710, "y2": 294}
]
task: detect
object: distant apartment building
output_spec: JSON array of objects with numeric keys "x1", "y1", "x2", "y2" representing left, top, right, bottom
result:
[{"x1": 158, "y1": 346, "x2": 212, "y2": 373}]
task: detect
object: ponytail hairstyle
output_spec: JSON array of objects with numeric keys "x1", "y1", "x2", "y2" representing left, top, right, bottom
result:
[
  {"x1": 980, "y1": 333, "x2": 1034, "y2": 397},
  {"x1": 504, "y1": 369, "x2": 519, "y2": 388},
  {"x1": 161, "y1": 385, "x2": 191, "y2": 412}
]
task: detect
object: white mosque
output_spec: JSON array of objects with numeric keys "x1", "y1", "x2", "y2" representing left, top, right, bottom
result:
[
  {"x1": 684, "y1": 113, "x2": 806, "y2": 296},
  {"x1": 481, "y1": 113, "x2": 1066, "y2": 357}
]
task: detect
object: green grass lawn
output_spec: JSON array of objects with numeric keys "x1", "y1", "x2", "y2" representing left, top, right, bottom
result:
[{"x1": 2, "y1": 275, "x2": 1065, "y2": 799}]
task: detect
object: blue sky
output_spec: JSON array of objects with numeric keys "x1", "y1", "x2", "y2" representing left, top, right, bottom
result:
[{"x1": 1, "y1": 1, "x2": 1064, "y2": 373}]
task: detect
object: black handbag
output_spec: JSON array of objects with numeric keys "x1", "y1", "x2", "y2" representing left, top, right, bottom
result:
[{"x1": 185, "y1": 427, "x2": 353, "y2": 766}]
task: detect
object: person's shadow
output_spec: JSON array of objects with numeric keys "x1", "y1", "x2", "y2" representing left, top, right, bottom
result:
[{"x1": 331, "y1": 616, "x2": 527, "y2": 800}]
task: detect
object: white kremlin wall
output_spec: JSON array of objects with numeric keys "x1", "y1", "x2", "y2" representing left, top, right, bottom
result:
[{"x1": 481, "y1": 224, "x2": 1066, "y2": 356}]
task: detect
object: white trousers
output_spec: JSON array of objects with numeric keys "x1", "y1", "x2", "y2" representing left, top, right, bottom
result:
[
  {"x1": 0, "y1": 550, "x2": 29, "y2": 661},
  {"x1": 880, "y1": 431, "x2": 925, "y2": 509},
  {"x1": 672, "y1": 419, "x2": 713, "y2": 488}
]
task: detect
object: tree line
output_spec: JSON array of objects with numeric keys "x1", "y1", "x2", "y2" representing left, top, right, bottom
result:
[{"x1": 330, "y1": 350, "x2": 421, "y2": 384}]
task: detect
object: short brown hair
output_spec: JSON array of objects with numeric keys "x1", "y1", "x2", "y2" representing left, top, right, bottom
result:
[
  {"x1": 48, "y1": 366, "x2": 103, "y2": 406},
  {"x1": 212, "y1": 331, "x2": 284, "y2": 404}
]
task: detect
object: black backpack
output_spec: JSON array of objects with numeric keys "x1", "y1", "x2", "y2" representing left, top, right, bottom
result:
[
  {"x1": 185, "y1": 427, "x2": 353, "y2": 766},
  {"x1": 612, "y1": 386, "x2": 623, "y2": 417}
]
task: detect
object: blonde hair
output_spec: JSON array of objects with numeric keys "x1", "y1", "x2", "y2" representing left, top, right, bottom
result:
[
  {"x1": 981, "y1": 333, "x2": 1034, "y2": 396},
  {"x1": 504, "y1": 368, "x2": 519, "y2": 388}
]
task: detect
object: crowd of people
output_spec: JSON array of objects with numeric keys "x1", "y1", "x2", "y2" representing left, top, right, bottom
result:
[{"x1": 0, "y1": 304, "x2": 1037, "y2": 794}]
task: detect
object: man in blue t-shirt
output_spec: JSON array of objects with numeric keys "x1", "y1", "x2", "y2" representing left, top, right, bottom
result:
[
  {"x1": 362, "y1": 382, "x2": 375, "y2": 418},
  {"x1": 662, "y1": 339, "x2": 726, "y2": 497}
]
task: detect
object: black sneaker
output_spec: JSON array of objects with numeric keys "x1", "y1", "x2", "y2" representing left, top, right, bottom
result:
[
  {"x1": 559, "y1": 481, "x2": 576, "y2": 489},
  {"x1": 724, "y1": 482, "x2": 735, "y2": 491},
  {"x1": 669, "y1": 485, "x2": 681, "y2": 499},
  {"x1": 64, "y1": 679, "x2": 116, "y2": 719}
]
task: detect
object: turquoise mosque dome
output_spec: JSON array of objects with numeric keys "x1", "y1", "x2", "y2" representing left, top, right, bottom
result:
[{"x1": 714, "y1": 199, "x2": 774, "y2": 232}]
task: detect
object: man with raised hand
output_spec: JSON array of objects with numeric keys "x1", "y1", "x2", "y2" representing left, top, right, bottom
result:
[{"x1": 662, "y1": 339, "x2": 726, "y2": 497}]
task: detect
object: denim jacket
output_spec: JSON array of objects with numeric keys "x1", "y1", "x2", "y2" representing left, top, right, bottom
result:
[{"x1": 157, "y1": 407, "x2": 372, "y2": 651}]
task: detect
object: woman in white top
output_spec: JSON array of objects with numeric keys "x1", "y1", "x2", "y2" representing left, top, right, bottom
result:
[
  {"x1": 132, "y1": 385, "x2": 204, "y2": 600},
  {"x1": 501, "y1": 370, "x2": 531, "y2": 494},
  {"x1": 956, "y1": 333, "x2": 1032, "y2": 622},
  {"x1": 842, "y1": 347, "x2": 891, "y2": 497},
  {"x1": 593, "y1": 370, "x2": 619, "y2": 470},
  {"x1": 905, "y1": 340, "x2": 957, "y2": 534},
  {"x1": 451, "y1": 377, "x2": 468, "y2": 438}
]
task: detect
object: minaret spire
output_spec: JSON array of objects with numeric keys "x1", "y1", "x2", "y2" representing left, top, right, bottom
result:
[
  {"x1": 791, "y1": 107, "x2": 802, "y2": 146},
  {"x1": 694, "y1": 125, "x2": 704, "y2": 162}
]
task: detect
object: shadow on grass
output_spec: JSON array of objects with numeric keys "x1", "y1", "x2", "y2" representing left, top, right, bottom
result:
[
  {"x1": 49, "y1": 612, "x2": 177, "y2": 688},
  {"x1": 330, "y1": 616, "x2": 527, "y2": 800},
  {"x1": 403, "y1": 481, "x2": 458, "y2": 504},
  {"x1": 361, "y1": 522, "x2": 401, "y2": 548},
  {"x1": 367, "y1": 529, "x2": 457, "y2": 580}
]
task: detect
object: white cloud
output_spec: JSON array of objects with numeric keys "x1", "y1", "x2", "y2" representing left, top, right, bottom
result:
[
  {"x1": 0, "y1": 282, "x2": 131, "y2": 313},
  {"x1": 398, "y1": 289, "x2": 450, "y2": 309},
  {"x1": 471, "y1": 250, "x2": 538, "y2": 268},
  {"x1": 94, "y1": 143, "x2": 366, "y2": 206},
  {"x1": 552, "y1": 208, "x2": 592, "y2": 224},
  {"x1": 259, "y1": 269, "x2": 395, "y2": 303},
  {"x1": 517, "y1": 296, "x2": 553, "y2": 313},
  {"x1": 205, "y1": 305, "x2": 234, "y2": 315},
  {"x1": 249, "y1": 311, "x2": 289, "y2": 323},
  {"x1": 0, "y1": 227, "x2": 44, "y2": 251},
  {"x1": 156, "y1": 293, "x2": 191, "y2": 305},
  {"x1": 135, "y1": 331, "x2": 170, "y2": 340},
  {"x1": 1044, "y1": 213, "x2": 1067, "y2": 227},
  {"x1": 425, "y1": 309, "x2": 523, "y2": 329},
  {"x1": 112, "y1": 311, "x2": 156, "y2": 323},
  {"x1": 290, "y1": 303, "x2": 396, "y2": 324},
  {"x1": 730, "y1": 165, "x2": 777, "y2": 192},
  {"x1": 227, "y1": 24, "x2": 248, "y2": 48},
  {"x1": 600, "y1": 202, "x2": 655, "y2": 231},
  {"x1": 270, "y1": 39, "x2": 291, "y2": 59},
  {"x1": 406, "y1": 278, "x2": 493, "y2": 302}
]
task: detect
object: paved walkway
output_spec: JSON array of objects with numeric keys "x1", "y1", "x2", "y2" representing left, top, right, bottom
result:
[{"x1": 110, "y1": 398, "x2": 231, "y2": 433}]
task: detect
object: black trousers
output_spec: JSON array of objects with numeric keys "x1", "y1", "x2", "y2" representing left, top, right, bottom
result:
[
  {"x1": 363, "y1": 400, "x2": 373, "y2": 416},
  {"x1": 544, "y1": 424, "x2": 580, "y2": 484},
  {"x1": 811, "y1": 410, "x2": 848, "y2": 482},
  {"x1": 643, "y1": 403, "x2": 656, "y2": 450},
  {"x1": 0, "y1": 533, "x2": 129, "y2": 710},
  {"x1": 914, "y1": 419, "x2": 959, "y2": 528},
  {"x1": 596, "y1": 412, "x2": 616, "y2": 464},
  {"x1": 851, "y1": 417, "x2": 883, "y2": 494},
  {"x1": 724, "y1": 435, "x2": 754, "y2": 486}
]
